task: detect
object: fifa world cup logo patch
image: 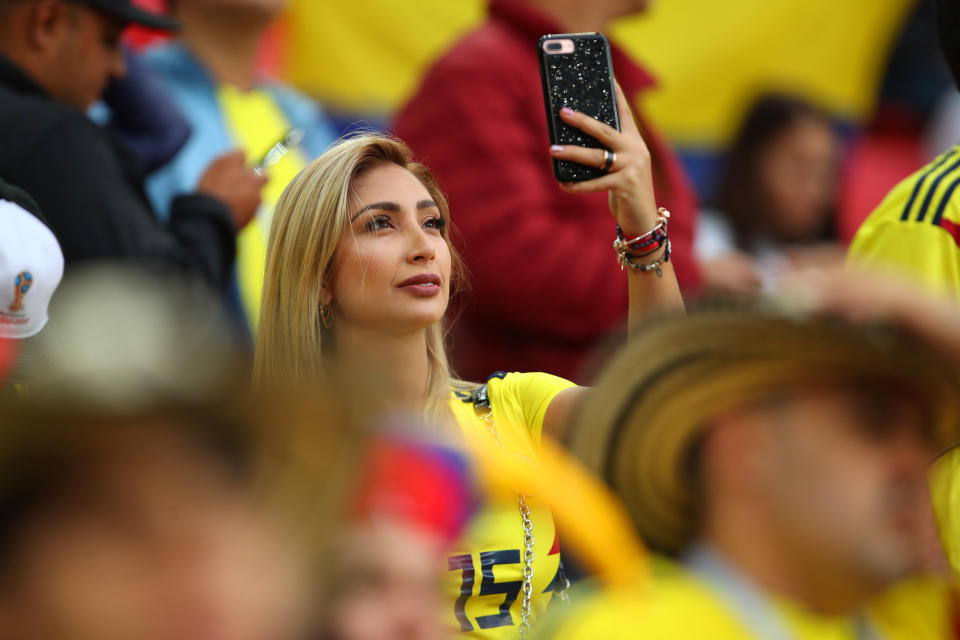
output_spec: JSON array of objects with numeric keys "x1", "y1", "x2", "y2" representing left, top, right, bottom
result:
[{"x1": 9, "y1": 271, "x2": 32, "y2": 312}]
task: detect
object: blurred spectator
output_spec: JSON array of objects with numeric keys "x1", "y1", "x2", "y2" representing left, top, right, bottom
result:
[
  {"x1": 779, "y1": 266, "x2": 960, "y2": 582},
  {"x1": 0, "y1": 391, "x2": 314, "y2": 640},
  {"x1": 141, "y1": 0, "x2": 338, "y2": 332},
  {"x1": 847, "y1": 0, "x2": 960, "y2": 298},
  {"x1": 0, "y1": 0, "x2": 266, "y2": 293},
  {"x1": 392, "y1": 0, "x2": 701, "y2": 384},
  {"x1": 555, "y1": 302, "x2": 960, "y2": 639},
  {"x1": 323, "y1": 427, "x2": 477, "y2": 640},
  {"x1": 698, "y1": 94, "x2": 843, "y2": 296},
  {"x1": 95, "y1": 45, "x2": 193, "y2": 174},
  {"x1": 23, "y1": 264, "x2": 248, "y2": 406}
]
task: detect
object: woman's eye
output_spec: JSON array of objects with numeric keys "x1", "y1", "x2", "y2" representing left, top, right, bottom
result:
[
  {"x1": 424, "y1": 217, "x2": 447, "y2": 231},
  {"x1": 364, "y1": 216, "x2": 393, "y2": 232}
]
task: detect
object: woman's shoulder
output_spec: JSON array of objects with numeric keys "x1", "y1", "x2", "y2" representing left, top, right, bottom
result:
[
  {"x1": 488, "y1": 371, "x2": 576, "y2": 400},
  {"x1": 452, "y1": 372, "x2": 575, "y2": 404},
  {"x1": 463, "y1": 372, "x2": 576, "y2": 443}
]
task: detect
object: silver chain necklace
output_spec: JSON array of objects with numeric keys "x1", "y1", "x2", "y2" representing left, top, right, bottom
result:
[{"x1": 476, "y1": 403, "x2": 537, "y2": 638}]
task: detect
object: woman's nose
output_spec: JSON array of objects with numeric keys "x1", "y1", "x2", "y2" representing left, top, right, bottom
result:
[{"x1": 407, "y1": 228, "x2": 437, "y2": 263}]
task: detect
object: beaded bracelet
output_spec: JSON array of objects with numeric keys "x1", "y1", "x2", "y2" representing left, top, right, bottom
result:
[
  {"x1": 613, "y1": 208, "x2": 672, "y2": 277},
  {"x1": 624, "y1": 239, "x2": 671, "y2": 277},
  {"x1": 613, "y1": 208, "x2": 671, "y2": 253}
]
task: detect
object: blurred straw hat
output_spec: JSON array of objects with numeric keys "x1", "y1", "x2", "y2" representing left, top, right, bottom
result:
[{"x1": 568, "y1": 304, "x2": 960, "y2": 556}]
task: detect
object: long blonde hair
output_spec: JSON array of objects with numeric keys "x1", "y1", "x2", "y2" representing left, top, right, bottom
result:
[{"x1": 253, "y1": 133, "x2": 469, "y2": 417}]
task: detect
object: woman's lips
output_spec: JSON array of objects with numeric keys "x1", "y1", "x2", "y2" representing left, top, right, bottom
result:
[{"x1": 397, "y1": 273, "x2": 442, "y2": 297}]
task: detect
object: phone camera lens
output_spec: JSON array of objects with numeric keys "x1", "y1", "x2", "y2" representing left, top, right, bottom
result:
[{"x1": 547, "y1": 42, "x2": 562, "y2": 51}]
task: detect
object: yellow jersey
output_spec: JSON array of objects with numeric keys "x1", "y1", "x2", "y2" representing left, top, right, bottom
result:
[
  {"x1": 847, "y1": 149, "x2": 960, "y2": 598},
  {"x1": 532, "y1": 560, "x2": 955, "y2": 640},
  {"x1": 932, "y1": 449, "x2": 960, "y2": 575},
  {"x1": 446, "y1": 371, "x2": 575, "y2": 639},
  {"x1": 848, "y1": 146, "x2": 960, "y2": 298}
]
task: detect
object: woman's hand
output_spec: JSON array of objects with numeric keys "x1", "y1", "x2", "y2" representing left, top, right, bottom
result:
[{"x1": 548, "y1": 80, "x2": 658, "y2": 237}]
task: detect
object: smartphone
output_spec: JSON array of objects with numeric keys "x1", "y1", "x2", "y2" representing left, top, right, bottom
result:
[{"x1": 538, "y1": 32, "x2": 620, "y2": 183}]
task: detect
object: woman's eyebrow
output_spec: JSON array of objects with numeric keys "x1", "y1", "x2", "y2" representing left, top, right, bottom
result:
[
  {"x1": 350, "y1": 200, "x2": 438, "y2": 221},
  {"x1": 350, "y1": 201, "x2": 400, "y2": 222}
]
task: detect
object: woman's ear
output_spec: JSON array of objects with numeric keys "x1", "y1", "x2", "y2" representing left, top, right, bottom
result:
[{"x1": 319, "y1": 283, "x2": 333, "y2": 306}]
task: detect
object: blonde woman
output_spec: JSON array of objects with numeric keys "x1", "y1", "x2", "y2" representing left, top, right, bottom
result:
[{"x1": 255, "y1": 83, "x2": 684, "y2": 639}]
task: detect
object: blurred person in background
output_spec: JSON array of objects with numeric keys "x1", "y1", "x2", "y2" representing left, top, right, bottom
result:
[
  {"x1": 698, "y1": 94, "x2": 843, "y2": 296},
  {"x1": 0, "y1": 0, "x2": 266, "y2": 293},
  {"x1": 321, "y1": 428, "x2": 477, "y2": 640},
  {"x1": 95, "y1": 44, "x2": 193, "y2": 175},
  {"x1": 141, "y1": 0, "x2": 338, "y2": 334},
  {"x1": 549, "y1": 296, "x2": 960, "y2": 639},
  {"x1": 255, "y1": 79, "x2": 684, "y2": 637},
  {"x1": 848, "y1": 0, "x2": 960, "y2": 298},
  {"x1": 392, "y1": 0, "x2": 700, "y2": 384}
]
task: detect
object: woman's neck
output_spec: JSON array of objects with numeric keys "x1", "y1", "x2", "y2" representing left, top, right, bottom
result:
[
  {"x1": 332, "y1": 324, "x2": 432, "y2": 411},
  {"x1": 174, "y1": 7, "x2": 272, "y2": 90}
]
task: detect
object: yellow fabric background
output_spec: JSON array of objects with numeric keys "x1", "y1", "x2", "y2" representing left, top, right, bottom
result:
[{"x1": 282, "y1": 0, "x2": 912, "y2": 146}]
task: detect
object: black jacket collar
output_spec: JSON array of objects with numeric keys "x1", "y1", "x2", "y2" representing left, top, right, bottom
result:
[{"x1": 0, "y1": 54, "x2": 52, "y2": 98}]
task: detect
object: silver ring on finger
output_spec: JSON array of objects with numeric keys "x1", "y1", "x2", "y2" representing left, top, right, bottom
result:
[{"x1": 602, "y1": 149, "x2": 616, "y2": 172}]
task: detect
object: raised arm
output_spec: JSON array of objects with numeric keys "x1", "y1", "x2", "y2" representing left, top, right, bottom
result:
[
  {"x1": 548, "y1": 80, "x2": 685, "y2": 336},
  {"x1": 542, "y1": 80, "x2": 685, "y2": 440}
]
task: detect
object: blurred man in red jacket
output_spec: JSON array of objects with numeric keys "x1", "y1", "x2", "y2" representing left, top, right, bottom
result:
[{"x1": 393, "y1": 0, "x2": 700, "y2": 383}]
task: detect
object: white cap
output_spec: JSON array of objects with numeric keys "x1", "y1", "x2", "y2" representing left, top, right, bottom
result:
[{"x1": 0, "y1": 198, "x2": 64, "y2": 338}]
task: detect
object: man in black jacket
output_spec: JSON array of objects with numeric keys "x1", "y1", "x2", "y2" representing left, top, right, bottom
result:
[{"x1": 0, "y1": 0, "x2": 267, "y2": 291}]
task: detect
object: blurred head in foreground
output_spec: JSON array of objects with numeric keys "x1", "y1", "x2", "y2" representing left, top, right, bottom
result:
[
  {"x1": 8, "y1": 263, "x2": 474, "y2": 639},
  {"x1": 321, "y1": 423, "x2": 477, "y2": 640},
  {"x1": 0, "y1": 265, "x2": 331, "y2": 639},
  {"x1": 570, "y1": 305, "x2": 960, "y2": 614},
  {"x1": 0, "y1": 396, "x2": 312, "y2": 640}
]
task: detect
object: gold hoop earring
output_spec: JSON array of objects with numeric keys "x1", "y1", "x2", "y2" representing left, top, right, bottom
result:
[{"x1": 319, "y1": 303, "x2": 332, "y2": 329}]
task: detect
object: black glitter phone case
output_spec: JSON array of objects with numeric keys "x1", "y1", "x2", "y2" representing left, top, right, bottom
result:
[{"x1": 538, "y1": 32, "x2": 620, "y2": 183}]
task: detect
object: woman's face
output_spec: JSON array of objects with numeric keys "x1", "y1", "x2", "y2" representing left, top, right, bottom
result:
[
  {"x1": 324, "y1": 163, "x2": 452, "y2": 334},
  {"x1": 758, "y1": 115, "x2": 839, "y2": 242}
]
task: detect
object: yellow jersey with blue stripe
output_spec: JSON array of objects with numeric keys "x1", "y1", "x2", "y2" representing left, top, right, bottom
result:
[
  {"x1": 848, "y1": 146, "x2": 960, "y2": 297},
  {"x1": 848, "y1": 148, "x2": 960, "y2": 601},
  {"x1": 447, "y1": 371, "x2": 575, "y2": 638}
]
